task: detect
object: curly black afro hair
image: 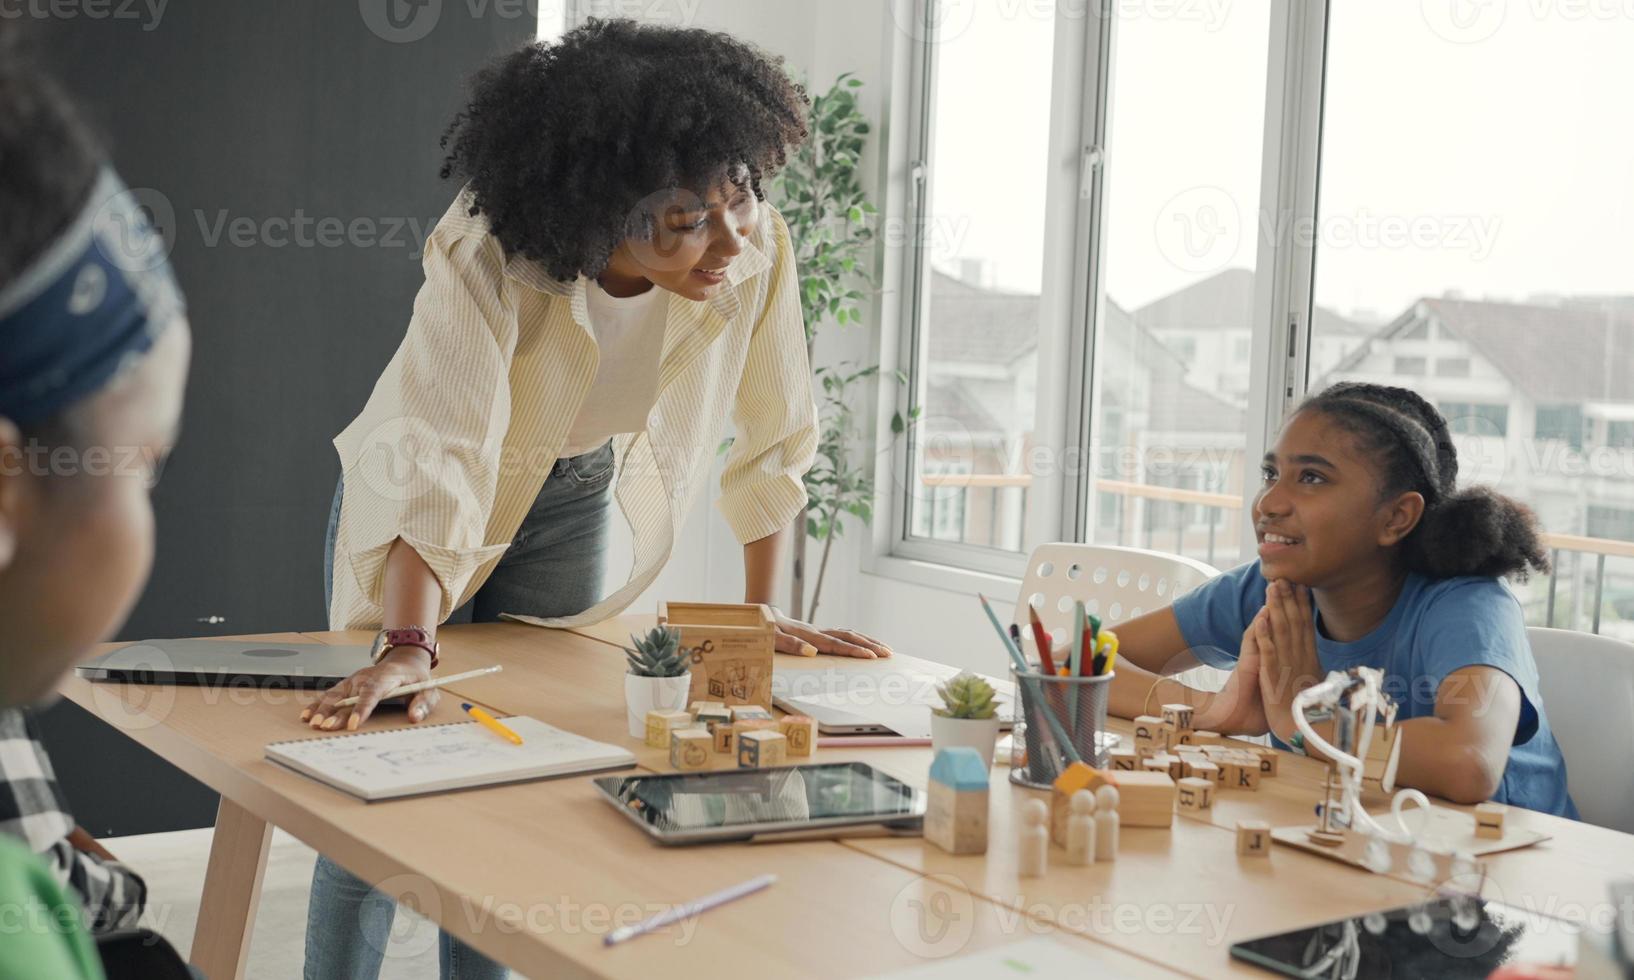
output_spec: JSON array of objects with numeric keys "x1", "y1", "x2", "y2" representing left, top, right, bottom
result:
[{"x1": 439, "y1": 18, "x2": 810, "y2": 282}]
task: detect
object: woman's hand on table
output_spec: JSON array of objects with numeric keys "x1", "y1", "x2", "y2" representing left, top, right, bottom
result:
[
  {"x1": 770, "y1": 609, "x2": 894, "y2": 659},
  {"x1": 300, "y1": 648, "x2": 436, "y2": 731}
]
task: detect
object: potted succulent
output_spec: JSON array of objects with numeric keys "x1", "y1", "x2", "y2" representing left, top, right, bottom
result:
[
  {"x1": 623, "y1": 626, "x2": 692, "y2": 739},
  {"x1": 931, "y1": 673, "x2": 1003, "y2": 769}
]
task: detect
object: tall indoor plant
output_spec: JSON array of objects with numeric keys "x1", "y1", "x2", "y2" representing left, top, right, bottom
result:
[{"x1": 768, "y1": 72, "x2": 914, "y2": 621}]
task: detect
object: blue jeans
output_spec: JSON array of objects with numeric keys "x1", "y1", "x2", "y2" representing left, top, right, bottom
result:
[{"x1": 306, "y1": 441, "x2": 615, "y2": 980}]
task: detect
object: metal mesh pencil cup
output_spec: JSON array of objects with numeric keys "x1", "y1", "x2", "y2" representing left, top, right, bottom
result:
[{"x1": 1008, "y1": 667, "x2": 1114, "y2": 789}]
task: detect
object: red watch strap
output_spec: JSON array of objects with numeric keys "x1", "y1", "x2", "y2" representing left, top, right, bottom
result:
[{"x1": 376, "y1": 627, "x2": 439, "y2": 669}]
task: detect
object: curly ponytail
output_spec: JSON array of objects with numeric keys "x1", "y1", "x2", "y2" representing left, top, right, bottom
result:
[{"x1": 1298, "y1": 383, "x2": 1550, "y2": 582}]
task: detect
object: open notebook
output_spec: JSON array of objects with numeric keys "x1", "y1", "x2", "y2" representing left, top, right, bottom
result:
[{"x1": 265, "y1": 716, "x2": 636, "y2": 801}]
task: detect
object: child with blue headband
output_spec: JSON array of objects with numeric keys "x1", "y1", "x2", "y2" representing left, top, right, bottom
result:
[{"x1": 0, "y1": 47, "x2": 192, "y2": 977}]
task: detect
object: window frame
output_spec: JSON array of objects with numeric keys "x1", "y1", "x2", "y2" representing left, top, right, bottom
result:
[{"x1": 872, "y1": 0, "x2": 1331, "y2": 587}]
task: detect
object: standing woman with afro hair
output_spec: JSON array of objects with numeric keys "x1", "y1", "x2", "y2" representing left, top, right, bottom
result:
[{"x1": 302, "y1": 20, "x2": 892, "y2": 979}]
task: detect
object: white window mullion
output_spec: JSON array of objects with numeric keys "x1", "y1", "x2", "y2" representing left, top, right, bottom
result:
[
  {"x1": 1245, "y1": 0, "x2": 1329, "y2": 557},
  {"x1": 1056, "y1": 1, "x2": 1117, "y2": 548}
]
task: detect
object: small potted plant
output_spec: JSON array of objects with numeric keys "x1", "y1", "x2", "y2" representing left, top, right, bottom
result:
[
  {"x1": 931, "y1": 673, "x2": 1002, "y2": 769},
  {"x1": 623, "y1": 626, "x2": 692, "y2": 739}
]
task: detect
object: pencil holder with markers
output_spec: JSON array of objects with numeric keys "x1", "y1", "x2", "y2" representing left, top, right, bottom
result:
[{"x1": 1008, "y1": 668, "x2": 1116, "y2": 789}]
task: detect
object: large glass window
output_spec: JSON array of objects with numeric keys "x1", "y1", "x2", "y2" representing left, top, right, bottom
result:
[
  {"x1": 891, "y1": 3, "x2": 1632, "y2": 637},
  {"x1": 1085, "y1": 3, "x2": 1272, "y2": 571},
  {"x1": 1309, "y1": 3, "x2": 1634, "y2": 635},
  {"x1": 902, "y1": 0, "x2": 1057, "y2": 554}
]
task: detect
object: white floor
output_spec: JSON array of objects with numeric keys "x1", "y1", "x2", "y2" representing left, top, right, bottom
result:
[{"x1": 109, "y1": 826, "x2": 454, "y2": 979}]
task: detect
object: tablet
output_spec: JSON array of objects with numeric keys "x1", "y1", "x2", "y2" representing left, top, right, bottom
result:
[
  {"x1": 593, "y1": 762, "x2": 926, "y2": 845},
  {"x1": 1230, "y1": 896, "x2": 1579, "y2": 978}
]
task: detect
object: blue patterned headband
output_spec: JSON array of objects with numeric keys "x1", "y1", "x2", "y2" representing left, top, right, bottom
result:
[{"x1": 0, "y1": 169, "x2": 185, "y2": 428}]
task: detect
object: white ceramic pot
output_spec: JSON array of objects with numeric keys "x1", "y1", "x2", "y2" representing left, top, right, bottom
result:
[
  {"x1": 625, "y1": 672, "x2": 692, "y2": 739},
  {"x1": 930, "y1": 713, "x2": 1003, "y2": 770}
]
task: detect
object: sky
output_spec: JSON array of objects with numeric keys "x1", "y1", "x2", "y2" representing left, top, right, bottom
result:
[{"x1": 921, "y1": 0, "x2": 1634, "y2": 324}]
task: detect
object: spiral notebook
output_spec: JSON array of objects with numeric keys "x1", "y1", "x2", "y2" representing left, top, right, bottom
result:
[{"x1": 265, "y1": 716, "x2": 636, "y2": 801}]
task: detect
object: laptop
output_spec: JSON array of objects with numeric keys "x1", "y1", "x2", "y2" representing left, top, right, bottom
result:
[
  {"x1": 771, "y1": 661, "x2": 1016, "y2": 737},
  {"x1": 76, "y1": 639, "x2": 372, "y2": 689}
]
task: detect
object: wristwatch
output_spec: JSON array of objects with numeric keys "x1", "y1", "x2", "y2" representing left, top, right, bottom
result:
[{"x1": 369, "y1": 626, "x2": 439, "y2": 670}]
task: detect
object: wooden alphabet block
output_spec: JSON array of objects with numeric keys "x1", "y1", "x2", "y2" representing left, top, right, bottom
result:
[
  {"x1": 777, "y1": 715, "x2": 818, "y2": 756},
  {"x1": 737, "y1": 729, "x2": 787, "y2": 769},
  {"x1": 1253, "y1": 748, "x2": 1278, "y2": 778},
  {"x1": 644, "y1": 710, "x2": 693, "y2": 749},
  {"x1": 1193, "y1": 730, "x2": 1222, "y2": 745},
  {"x1": 1171, "y1": 728, "x2": 1196, "y2": 747},
  {"x1": 1109, "y1": 749, "x2": 1139, "y2": 771},
  {"x1": 1236, "y1": 819, "x2": 1271, "y2": 856},
  {"x1": 926, "y1": 749, "x2": 990, "y2": 855},
  {"x1": 1176, "y1": 776, "x2": 1214, "y2": 812},
  {"x1": 1474, "y1": 802, "x2": 1507, "y2": 839},
  {"x1": 1230, "y1": 760, "x2": 1261, "y2": 791},
  {"x1": 1145, "y1": 753, "x2": 1186, "y2": 781},
  {"x1": 689, "y1": 700, "x2": 726, "y2": 718},
  {"x1": 722, "y1": 717, "x2": 775, "y2": 755},
  {"x1": 1107, "y1": 770, "x2": 1175, "y2": 828},
  {"x1": 1160, "y1": 703, "x2": 1195, "y2": 732},
  {"x1": 730, "y1": 704, "x2": 774, "y2": 723},
  {"x1": 669, "y1": 728, "x2": 712, "y2": 770},
  {"x1": 1132, "y1": 715, "x2": 1165, "y2": 753},
  {"x1": 1189, "y1": 760, "x2": 1221, "y2": 786},
  {"x1": 693, "y1": 704, "x2": 732, "y2": 729},
  {"x1": 710, "y1": 721, "x2": 734, "y2": 754}
]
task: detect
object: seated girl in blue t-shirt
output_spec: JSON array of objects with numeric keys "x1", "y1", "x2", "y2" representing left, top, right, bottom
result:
[{"x1": 1108, "y1": 382, "x2": 1577, "y2": 817}]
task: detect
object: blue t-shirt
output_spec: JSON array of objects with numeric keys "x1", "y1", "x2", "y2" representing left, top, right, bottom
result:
[{"x1": 1172, "y1": 561, "x2": 1577, "y2": 818}]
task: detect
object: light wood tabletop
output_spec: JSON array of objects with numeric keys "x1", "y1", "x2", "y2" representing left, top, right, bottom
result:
[
  {"x1": 61, "y1": 616, "x2": 1626, "y2": 978},
  {"x1": 62, "y1": 626, "x2": 1174, "y2": 980}
]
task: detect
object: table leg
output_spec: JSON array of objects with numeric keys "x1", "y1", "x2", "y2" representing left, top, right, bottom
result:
[{"x1": 190, "y1": 797, "x2": 273, "y2": 980}]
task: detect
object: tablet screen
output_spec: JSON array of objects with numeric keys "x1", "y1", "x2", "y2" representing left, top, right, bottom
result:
[
  {"x1": 595, "y1": 762, "x2": 924, "y2": 841},
  {"x1": 1231, "y1": 896, "x2": 1578, "y2": 979}
]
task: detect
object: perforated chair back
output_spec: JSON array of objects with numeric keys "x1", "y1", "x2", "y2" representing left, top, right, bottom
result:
[{"x1": 1013, "y1": 543, "x2": 1227, "y2": 692}]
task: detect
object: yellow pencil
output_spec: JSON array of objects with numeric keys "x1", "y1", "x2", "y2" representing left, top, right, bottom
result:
[{"x1": 461, "y1": 702, "x2": 523, "y2": 745}]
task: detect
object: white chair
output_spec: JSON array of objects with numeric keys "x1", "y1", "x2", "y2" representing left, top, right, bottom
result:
[
  {"x1": 1526, "y1": 627, "x2": 1634, "y2": 832},
  {"x1": 1013, "y1": 543, "x2": 1227, "y2": 692}
]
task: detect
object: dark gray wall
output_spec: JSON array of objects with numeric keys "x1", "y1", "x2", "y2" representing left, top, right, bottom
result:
[{"x1": 28, "y1": 1, "x2": 535, "y2": 835}]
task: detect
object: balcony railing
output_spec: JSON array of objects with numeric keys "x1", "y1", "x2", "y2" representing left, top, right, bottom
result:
[{"x1": 915, "y1": 472, "x2": 1633, "y2": 636}]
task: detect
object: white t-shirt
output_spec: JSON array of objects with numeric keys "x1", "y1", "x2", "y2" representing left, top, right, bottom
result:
[{"x1": 558, "y1": 278, "x2": 668, "y2": 457}]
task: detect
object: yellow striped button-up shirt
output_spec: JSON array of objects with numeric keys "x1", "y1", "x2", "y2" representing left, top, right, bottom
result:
[{"x1": 327, "y1": 190, "x2": 817, "y2": 631}]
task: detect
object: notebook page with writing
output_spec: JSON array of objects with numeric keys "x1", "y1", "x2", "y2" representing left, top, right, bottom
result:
[{"x1": 265, "y1": 717, "x2": 636, "y2": 801}]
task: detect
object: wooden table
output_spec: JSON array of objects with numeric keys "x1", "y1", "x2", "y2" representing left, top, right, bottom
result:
[{"x1": 61, "y1": 618, "x2": 1622, "y2": 979}]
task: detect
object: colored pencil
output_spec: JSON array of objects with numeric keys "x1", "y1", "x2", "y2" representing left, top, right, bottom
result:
[
  {"x1": 976, "y1": 595, "x2": 1081, "y2": 765},
  {"x1": 603, "y1": 874, "x2": 777, "y2": 947},
  {"x1": 332, "y1": 665, "x2": 502, "y2": 708},
  {"x1": 1027, "y1": 607, "x2": 1056, "y2": 676}
]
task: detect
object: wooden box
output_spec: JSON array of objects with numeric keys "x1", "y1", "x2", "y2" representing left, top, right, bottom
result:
[{"x1": 659, "y1": 602, "x2": 776, "y2": 708}]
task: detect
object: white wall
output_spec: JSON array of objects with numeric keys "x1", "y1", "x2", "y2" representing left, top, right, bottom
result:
[{"x1": 588, "y1": 0, "x2": 1022, "y2": 670}]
